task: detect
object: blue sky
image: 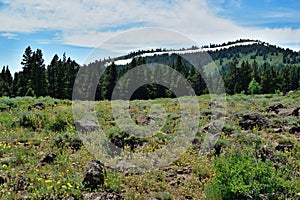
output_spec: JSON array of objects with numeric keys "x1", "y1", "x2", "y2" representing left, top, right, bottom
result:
[{"x1": 0, "y1": 0, "x2": 300, "y2": 73}]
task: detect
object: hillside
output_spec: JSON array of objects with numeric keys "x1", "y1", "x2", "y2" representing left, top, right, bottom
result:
[
  {"x1": 0, "y1": 93, "x2": 299, "y2": 199},
  {"x1": 109, "y1": 39, "x2": 300, "y2": 68}
]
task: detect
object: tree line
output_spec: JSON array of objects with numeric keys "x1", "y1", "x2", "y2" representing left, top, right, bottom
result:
[
  {"x1": 1, "y1": 46, "x2": 300, "y2": 100},
  {"x1": 223, "y1": 57, "x2": 300, "y2": 95},
  {"x1": 0, "y1": 46, "x2": 79, "y2": 99}
]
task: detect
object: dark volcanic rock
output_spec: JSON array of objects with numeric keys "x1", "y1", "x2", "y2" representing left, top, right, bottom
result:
[
  {"x1": 201, "y1": 110, "x2": 224, "y2": 120},
  {"x1": 289, "y1": 126, "x2": 300, "y2": 134},
  {"x1": 266, "y1": 103, "x2": 286, "y2": 113},
  {"x1": 75, "y1": 120, "x2": 100, "y2": 132},
  {"x1": 0, "y1": 175, "x2": 6, "y2": 185},
  {"x1": 275, "y1": 143, "x2": 294, "y2": 152},
  {"x1": 239, "y1": 113, "x2": 269, "y2": 130},
  {"x1": 278, "y1": 107, "x2": 300, "y2": 117},
  {"x1": 39, "y1": 152, "x2": 56, "y2": 166},
  {"x1": 16, "y1": 176, "x2": 28, "y2": 191},
  {"x1": 28, "y1": 103, "x2": 45, "y2": 111},
  {"x1": 82, "y1": 160, "x2": 105, "y2": 190}
]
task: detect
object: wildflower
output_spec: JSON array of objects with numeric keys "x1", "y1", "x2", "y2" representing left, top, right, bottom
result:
[
  {"x1": 67, "y1": 183, "x2": 73, "y2": 188},
  {"x1": 45, "y1": 179, "x2": 53, "y2": 183}
]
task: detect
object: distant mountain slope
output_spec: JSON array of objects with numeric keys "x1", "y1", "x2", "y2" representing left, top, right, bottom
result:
[{"x1": 108, "y1": 39, "x2": 300, "y2": 69}]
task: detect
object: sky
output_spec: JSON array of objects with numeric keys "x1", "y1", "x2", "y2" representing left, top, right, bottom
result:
[{"x1": 0, "y1": 0, "x2": 300, "y2": 73}]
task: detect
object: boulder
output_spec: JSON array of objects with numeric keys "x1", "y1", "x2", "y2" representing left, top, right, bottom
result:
[
  {"x1": 275, "y1": 143, "x2": 294, "y2": 152},
  {"x1": 0, "y1": 175, "x2": 6, "y2": 185},
  {"x1": 289, "y1": 126, "x2": 300, "y2": 134},
  {"x1": 266, "y1": 103, "x2": 286, "y2": 113},
  {"x1": 116, "y1": 160, "x2": 137, "y2": 170},
  {"x1": 16, "y1": 176, "x2": 28, "y2": 191},
  {"x1": 28, "y1": 103, "x2": 45, "y2": 111},
  {"x1": 39, "y1": 152, "x2": 56, "y2": 166},
  {"x1": 278, "y1": 107, "x2": 300, "y2": 117},
  {"x1": 82, "y1": 160, "x2": 105, "y2": 190},
  {"x1": 75, "y1": 120, "x2": 100, "y2": 132},
  {"x1": 239, "y1": 113, "x2": 269, "y2": 130},
  {"x1": 201, "y1": 110, "x2": 224, "y2": 120}
]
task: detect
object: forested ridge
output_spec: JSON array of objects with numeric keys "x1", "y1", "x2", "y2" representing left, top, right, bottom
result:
[{"x1": 1, "y1": 40, "x2": 300, "y2": 99}]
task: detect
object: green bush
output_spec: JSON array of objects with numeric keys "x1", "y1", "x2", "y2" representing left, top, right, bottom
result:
[
  {"x1": 54, "y1": 132, "x2": 83, "y2": 151},
  {"x1": 18, "y1": 111, "x2": 46, "y2": 130},
  {"x1": 206, "y1": 151, "x2": 296, "y2": 199},
  {"x1": 50, "y1": 113, "x2": 73, "y2": 132}
]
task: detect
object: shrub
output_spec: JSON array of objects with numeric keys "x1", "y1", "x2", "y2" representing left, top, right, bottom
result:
[
  {"x1": 50, "y1": 113, "x2": 73, "y2": 132},
  {"x1": 206, "y1": 151, "x2": 295, "y2": 199},
  {"x1": 54, "y1": 132, "x2": 83, "y2": 151},
  {"x1": 18, "y1": 111, "x2": 46, "y2": 130}
]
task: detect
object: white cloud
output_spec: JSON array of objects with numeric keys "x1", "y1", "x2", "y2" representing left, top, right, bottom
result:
[
  {"x1": 0, "y1": 32, "x2": 18, "y2": 39},
  {"x1": 0, "y1": 0, "x2": 299, "y2": 51}
]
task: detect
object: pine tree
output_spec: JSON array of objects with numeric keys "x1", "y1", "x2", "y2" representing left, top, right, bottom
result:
[
  {"x1": 225, "y1": 57, "x2": 239, "y2": 94},
  {"x1": 47, "y1": 54, "x2": 59, "y2": 97}
]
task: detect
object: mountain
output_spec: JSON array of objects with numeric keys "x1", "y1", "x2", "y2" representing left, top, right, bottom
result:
[
  {"x1": 107, "y1": 39, "x2": 300, "y2": 69},
  {"x1": 85, "y1": 39, "x2": 299, "y2": 98}
]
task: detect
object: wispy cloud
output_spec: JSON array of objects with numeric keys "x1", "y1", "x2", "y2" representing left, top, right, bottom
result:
[{"x1": 0, "y1": 32, "x2": 18, "y2": 39}]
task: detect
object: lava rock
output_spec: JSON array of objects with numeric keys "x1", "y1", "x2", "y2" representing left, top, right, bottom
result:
[
  {"x1": 278, "y1": 107, "x2": 300, "y2": 117},
  {"x1": 266, "y1": 103, "x2": 286, "y2": 113},
  {"x1": 28, "y1": 103, "x2": 45, "y2": 111},
  {"x1": 16, "y1": 176, "x2": 28, "y2": 191},
  {"x1": 289, "y1": 126, "x2": 300, "y2": 134},
  {"x1": 74, "y1": 120, "x2": 100, "y2": 132},
  {"x1": 275, "y1": 143, "x2": 294, "y2": 152},
  {"x1": 39, "y1": 152, "x2": 56, "y2": 166},
  {"x1": 82, "y1": 160, "x2": 105, "y2": 190},
  {"x1": 0, "y1": 175, "x2": 6, "y2": 185},
  {"x1": 239, "y1": 113, "x2": 269, "y2": 130}
]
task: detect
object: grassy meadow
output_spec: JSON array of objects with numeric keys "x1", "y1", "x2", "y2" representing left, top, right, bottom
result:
[{"x1": 0, "y1": 93, "x2": 299, "y2": 199}]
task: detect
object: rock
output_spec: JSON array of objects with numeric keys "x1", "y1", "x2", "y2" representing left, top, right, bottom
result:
[
  {"x1": 201, "y1": 110, "x2": 224, "y2": 120},
  {"x1": 82, "y1": 160, "x2": 105, "y2": 189},
  {"x1": 239, "y1": 113, "x2": 269, "y2": 130},
  {"x1": 208, "y1": 100, "x2": 223, "y2": 109},
  {"x1": 284, "y1": 90, "x2": 296, "y2": 96},
  {"x1": 16, "y1": 176, "x2": 28, "y2": 191},
  {"x1": 116, "y1": 160, "x2": 137, "y2": 170},
  {"x1": 135, "y1": 115, "x2": 155, "y2": 125},
  {"x1": 201, "y1": 122, "x2": 221, "y2": 134},
  {"x1": 0, "y1": 175, "x2": 6, "y2": 185},
  {"x1": 278, "y1": 107, "x2": 300, "y2": 117},
  {"x1": 273, "y1": 128, "x2": 283, "y2": 133},
  {"x1": 28, "y1": 103, "x2": 45, "y2": 111},
  {"x1": 266, "y1": 103, "x2": 286, "y2": 113},
  {"x1": 94, "y1": 191, "x2": 123, "y2": 200},
  {"x1": 39, "y1": 152, "x2": 56, "y2": 166},
  {"x1": 75, "y1": 120, "x2": 100, "y2": 132},
  {"x1": 289, "y1": 126, "x2": 300, "y2": 134},
  {"x1": 275, "y1": 143, "x2": 294, "y2": 152}
]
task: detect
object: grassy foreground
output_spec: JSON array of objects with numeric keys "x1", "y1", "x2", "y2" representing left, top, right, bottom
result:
[{"x1": 0, "y1": 93, "x2": 299, "y2": 199}]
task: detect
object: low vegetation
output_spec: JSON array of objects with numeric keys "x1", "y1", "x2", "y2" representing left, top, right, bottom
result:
[{"x1": 0, "y1": 92, "x2": 299, "y2": 199}]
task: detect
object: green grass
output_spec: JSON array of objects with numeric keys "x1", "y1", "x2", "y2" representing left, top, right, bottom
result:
[{"x1": 0, "y1": 93, "x2": 299, "y2": 199}]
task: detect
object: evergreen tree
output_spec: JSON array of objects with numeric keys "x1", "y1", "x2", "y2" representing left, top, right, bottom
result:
[
  {"x1": 248, "y1": 78, "x2": 262, "y2": 94},
  {"x1": 47, "y1": 54, "x2": 59, "y2": 97},
  {"x1": 225, "y1": 57, "x2": 239, "y2": 94}
]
